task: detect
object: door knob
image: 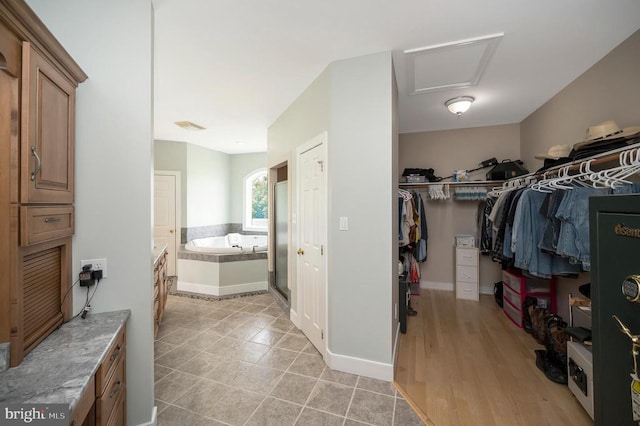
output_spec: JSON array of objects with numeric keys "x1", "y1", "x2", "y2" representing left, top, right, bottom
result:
[
  {"x1": 297, "y1": 248, "x2": 304, "y2": 255},
  {"x1": 169, "y1": 229, "x2": 175, "y2": 233}
]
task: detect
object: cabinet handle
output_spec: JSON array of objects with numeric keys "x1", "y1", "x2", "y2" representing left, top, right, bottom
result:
[
  {"x1": 109, "y1": 380, "x2": 122, "y2": 399},
  {"x1": 109, "y1": 345, "x2": 121, "y2": 363},
  {"x1": 44, "y1": 217, "x2": 61, "y2": 223},
  {"x1": 31, "y1": 146, "x2": 41, "y2": 181}
]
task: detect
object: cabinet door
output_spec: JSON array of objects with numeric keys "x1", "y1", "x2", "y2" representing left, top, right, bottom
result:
[
  {"x1": 20, "y1": 42, "x2": 75, "y2": 204},
  {"x1": 10, "y1": 236, "x2": 72, "y2": 366}
]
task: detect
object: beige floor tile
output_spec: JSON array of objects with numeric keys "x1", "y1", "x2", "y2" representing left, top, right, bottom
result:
[
  {"x1": 208, "y1": 388, "x2": 265, "y2": 425},
  {"x1": 245, "y1": 397, "x2": 302, "y2": 426},
  {"x1": 295, "y1": 407, "x2": 344, "y2": 426},
  {"x1": 257, "y1": 348, "x2": 299, "y2": 370},
  {"x1": 172, "y1": 380, "x2": 232, "y2": 416},
  {"x1": 155, "y1": 345, "x2": 200, "y2": 369},
  {"x1": 346, "y1": 389, "x2": 395, "y2": 425},
  {"x1": 155, "y1": 371, "x2": 201, "y2": 403},
  {"x1": 319, "y1": 367, "x2": 359, "y2": 386},
  {"x1": 251, "y1": 328, "x2": 285, "y2": 346},
  {"x1": 287, "y1": 353, "x2": 326, "y2": 378},
  {"x1": 276, "y1": 334, "x2": 309, "y2": 352},
  {"x1": 175, "y1": 352, "x2": 224, "y2": 377},
  {"x1": 357, "y1": 376, "x2": 396, "y2": 396},
  {"x1": 269, "y1": 372, "x2": 317, "y2": 405},
  {"x1": 306, "y1": 380, "x2": 355, "y2": 416}
]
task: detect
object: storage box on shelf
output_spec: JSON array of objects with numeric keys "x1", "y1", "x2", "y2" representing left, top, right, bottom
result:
[{"x1": 502, "y1": 269, "x2": 556, "y2": 328}]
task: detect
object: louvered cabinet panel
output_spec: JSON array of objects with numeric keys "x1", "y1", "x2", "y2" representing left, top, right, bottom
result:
[{"x1": 11, "y1": 236, "x2": 71, "y2": 366}]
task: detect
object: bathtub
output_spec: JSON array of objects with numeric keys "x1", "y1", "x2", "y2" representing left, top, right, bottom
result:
[
  {"x1": 177, "y1": 233, "x2": 268, "y2": 296},
  {"x1": 185, "y1": 233, "x2": 267, "y2": 254}
]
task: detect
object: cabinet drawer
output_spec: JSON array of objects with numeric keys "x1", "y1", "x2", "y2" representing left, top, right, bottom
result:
[
  {"x1": 503, "y1": 282, "x2": 521, "y2": 308},
  {"x1": 106, "y1": 389, "x2": 126, "y2": 426},
  {"x1": 20, "y1": 206, "x2": 74, "y2": 246},
  {"x1": 456, "y1": 265, "x2": 478, "y2": 284},
  {"x1": 503, "y1": 299, "x2": 523, "y2": 327},
  {"x1": 456, "y1": 248, "x2": 478, "y2": 266},
  {"x1": 456, "y1": 281, "x2": 479, "y2": 301},
  {"x1": 96, "y1": 327, "x2": 125, "y2": 395},
  {"x1": 96, "y1": 353, "x2": 125, "y2": 426}
]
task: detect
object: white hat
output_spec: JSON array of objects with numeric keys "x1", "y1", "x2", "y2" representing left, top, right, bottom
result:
[
  {"x1": 534, "y1": 144, "x2": 572, "y2": 160},
  {"x1": 573, "y1": 120, "x2": 640, "y2": 150}
]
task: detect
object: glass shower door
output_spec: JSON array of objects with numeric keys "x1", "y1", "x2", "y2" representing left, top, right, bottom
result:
[{"x1": 274, "y1": 181, "x2": 289, "y2": 300}]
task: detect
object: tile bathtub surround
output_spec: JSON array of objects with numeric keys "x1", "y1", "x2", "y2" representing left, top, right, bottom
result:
[
  {"x1": 155, "y1": 293, "x2": 424, "y2": 426},
  {"x1": 182, "y1": 224, "x2": 268, "y2": 244}
]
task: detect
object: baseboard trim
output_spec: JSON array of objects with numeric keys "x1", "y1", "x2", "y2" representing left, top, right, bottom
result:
[
  {"x1": 177, "y1": 280, "x2": 267, "y2": 296},
  {"x1": 420, "y1": 280, "x2": 454, "y2": 291},
  {"x1": 289, "y1": 308, "x2": 300, "y2": 328},
  {"x1": 136, "y1": 406, "x2": 157, "y2": 426},
  {"x1": 325, "y1": 348, "x2": 394, "y2": 381}
]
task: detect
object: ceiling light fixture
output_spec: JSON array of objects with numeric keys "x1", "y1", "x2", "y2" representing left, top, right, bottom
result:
[
  {"x1": 445, "y1": 96, "x2": 475, "y2": 116},
  {"x1": 174, "y1": 120, "x2": 206, "y2": 131}
]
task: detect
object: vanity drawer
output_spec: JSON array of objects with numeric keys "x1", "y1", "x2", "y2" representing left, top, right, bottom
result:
[
  {"x1": 106, "y1": 389, "x2": 126, "y2": 426},
  {"x1": 96, "y1": 353, "x2": 125, "y2": 426},
  {"x1": 96, "y1": 327, "x2": 125, "y2": 395},
  {"x1": 20, "y1": 206, "x2": 74, "y2": 246}
]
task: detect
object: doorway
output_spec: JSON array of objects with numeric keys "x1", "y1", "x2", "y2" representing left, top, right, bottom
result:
[
  {"x1": 154, "y1": 171, "x2": 180, "y2": 276},
  {"x1": 296, "y1": 132, "x2": 327, "y2": 355}
]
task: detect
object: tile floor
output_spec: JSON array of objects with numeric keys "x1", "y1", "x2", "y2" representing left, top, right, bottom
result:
[{"x1": 155, "y1": 291, "x2": 424, "y2": 426}]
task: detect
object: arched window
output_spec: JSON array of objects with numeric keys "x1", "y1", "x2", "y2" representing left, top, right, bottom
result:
[{"x1": 243, "y1": 169, "x2": 268, "y2": 231}]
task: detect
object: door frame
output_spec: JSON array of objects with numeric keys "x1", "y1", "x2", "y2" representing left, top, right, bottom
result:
[
  {"x1": 294, "y1": 131, "x2": 328, "y2": 356},
  {"x1": 154, "y1": 170, "x2": 181, "y2": 276}
]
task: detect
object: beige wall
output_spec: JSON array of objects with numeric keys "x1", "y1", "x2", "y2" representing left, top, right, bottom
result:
[
  {"x1": 521, "y1": 29, "x2": 640, "y2": 171},
  {"x1": 520, "y1": 29, "x2": 640, "y2": 320},
  {"x1": 399, "y1": 124, "x2": 520, "y2": 293}
]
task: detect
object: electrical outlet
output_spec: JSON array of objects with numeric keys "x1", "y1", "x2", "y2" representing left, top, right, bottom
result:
[{"x1": 80, "y1": 258, "x2": 107, "y2": 278}]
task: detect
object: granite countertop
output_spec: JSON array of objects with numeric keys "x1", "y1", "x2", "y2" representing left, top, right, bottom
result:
[
  {"x1": 0, "y1": 310, "x2": 130, "y2": 415},
  {"x1": 153, "y1": 242, "x2": 168, "y2": 265}
]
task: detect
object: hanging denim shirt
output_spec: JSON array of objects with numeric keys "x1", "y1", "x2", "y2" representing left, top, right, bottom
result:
[{"x1": 555, "y1": 186, "x2": 610, "y2": 270}]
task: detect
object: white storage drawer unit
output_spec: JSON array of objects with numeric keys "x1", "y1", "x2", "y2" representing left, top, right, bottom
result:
[{"x1": 455, "y1": 247, "x2": 479, "y2": 301}]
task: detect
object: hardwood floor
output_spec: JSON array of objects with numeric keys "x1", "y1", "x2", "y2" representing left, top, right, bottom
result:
[{"x1": 394, "y1": 289, "x2": 593, "y2": 426}]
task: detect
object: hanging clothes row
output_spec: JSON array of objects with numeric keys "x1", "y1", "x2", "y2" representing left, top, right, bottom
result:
[
  {"x1": 480, "y1": 152, "x2": 640, "y2": 278},
  {"x1": 398, "y1": 189, "x2": 428, "y2": 283}
]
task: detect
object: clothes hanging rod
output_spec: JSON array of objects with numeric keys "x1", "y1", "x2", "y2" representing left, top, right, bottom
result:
[
  {"x1": 399, "y1": 180, "x2": 502, "y2": 188},
  {"x1": 503, "y1": 140, "x2": 640, "y2": 183}
]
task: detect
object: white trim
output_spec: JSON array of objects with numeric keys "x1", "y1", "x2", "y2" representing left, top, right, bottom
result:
[
  {"x1": 289, "y1": 308, "x2": 300, "y2": 328},
  {"x1": 137, "y1": 406, "x2": 157, "y2": 426},
  {"x1": 243, "y1": 168, "x2": 268, "y2": 232},
  {"x1": 154, "y1": 170, "x2": 181, "y2": 276},
  {"x1": 420, "y1": 280, "x2": 454, "y2": 291},
  {"x1": 177, "y1": 280, "x2": 267, "y2": 296},
  {"x1": 295, "y1": 131, "x2": 329, "y2": 357},
  {"x1": 325, "y1": 347, "x2": 394, "y2": 381},
  {"x1": 393, "y1": 321, "x2": 401, "y2": 373}
]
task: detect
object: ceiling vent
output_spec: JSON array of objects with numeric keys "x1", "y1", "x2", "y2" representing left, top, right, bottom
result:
[
  {"x1": 404, "y1": 33, "x2": 503, "y2": 95},
  {"x1": 174, "y1": 120, "x2": 206, "y2": 131}
]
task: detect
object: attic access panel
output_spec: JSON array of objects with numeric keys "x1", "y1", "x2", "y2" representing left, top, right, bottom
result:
[{"x1": 405, "y1": 33, "x2": 503, "y2": 95}]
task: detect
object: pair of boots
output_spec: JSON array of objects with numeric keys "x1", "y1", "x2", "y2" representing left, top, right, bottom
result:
[{"x1": 535, "y1": 349, "x2": 567, "y2": 384}]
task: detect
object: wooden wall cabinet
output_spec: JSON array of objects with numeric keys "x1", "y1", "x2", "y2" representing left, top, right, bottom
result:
[
  {"x1": 0, "y1": 0, "x2": 87, "y2": 368},
  {"x1": 21, "y1": 42, "x2": 76, "y2": 205}
]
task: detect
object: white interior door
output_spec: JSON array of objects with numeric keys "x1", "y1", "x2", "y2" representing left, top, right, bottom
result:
[
  {"x1": 297, "y1": 136, "x2": 326, "y2": 355},
  {"x1": 154, "y1": 173, "x2": 178, "y2": 276}
]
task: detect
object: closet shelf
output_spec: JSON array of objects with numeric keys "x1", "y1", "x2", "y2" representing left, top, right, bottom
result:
[{"x1": 399, "y1": 180, "x2": 503, "y2": 188}]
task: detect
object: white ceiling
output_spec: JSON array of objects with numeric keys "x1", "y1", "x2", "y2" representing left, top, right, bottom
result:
[{"x1": 153, "y1": 0, "x2": 640, "y2": 154}]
